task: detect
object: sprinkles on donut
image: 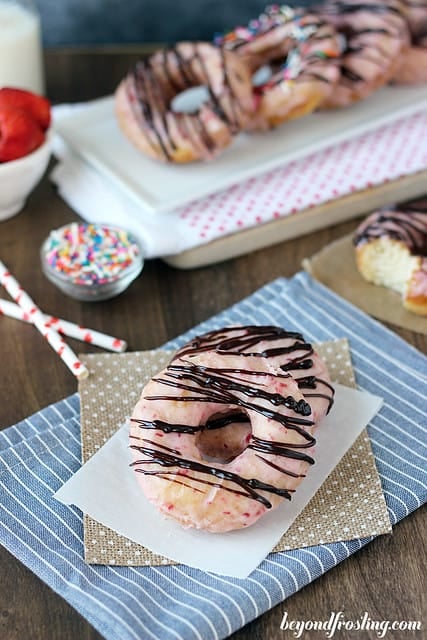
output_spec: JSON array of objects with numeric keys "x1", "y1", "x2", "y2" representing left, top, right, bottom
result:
[{"x1": 216, "y1": 5, "x2": 343, "y2": 128}]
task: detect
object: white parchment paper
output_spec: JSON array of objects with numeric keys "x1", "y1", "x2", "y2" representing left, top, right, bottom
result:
[{"x1": 55, "y1": 383, "x2": 383, "y2": 578}]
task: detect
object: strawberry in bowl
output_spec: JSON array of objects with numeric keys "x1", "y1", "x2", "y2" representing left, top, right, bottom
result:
[
  {"x1": 0, "y1": 105, "x2": 45, "y2": 162},
  {"x1": 0, "y1": 87, "x2": 52, "y2": 220},
  {"x1": 0, "y1": 87, "x2": 51, "y2": 133}
]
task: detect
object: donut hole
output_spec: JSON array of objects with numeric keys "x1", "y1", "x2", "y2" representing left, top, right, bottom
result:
[
  {"x1": 172, "y1": 86, "x2": 210, "y2": 114},
  {"x1": 252, "y1": 60, "x2": 296, "y2": 90},
  {"x1": 196, "y1": 410, "x2": 252, "y2": 464},
  {"x1": 252, "y1": 64, "x2": 273, "y2": 87}
]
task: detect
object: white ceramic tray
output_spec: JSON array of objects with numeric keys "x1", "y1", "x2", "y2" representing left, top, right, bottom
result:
[{"x1": 54, "y1": 85, "x2": 427, "y2": 214}]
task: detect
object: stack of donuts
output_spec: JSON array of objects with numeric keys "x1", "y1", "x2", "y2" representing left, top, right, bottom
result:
[{"x1": 115, "y1": 1, "x2": 427, "y2": 164}]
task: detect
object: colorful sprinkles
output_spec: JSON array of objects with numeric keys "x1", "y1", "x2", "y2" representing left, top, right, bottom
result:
[
  {"x1": 214, "y1": 4, "x2": 337, "y2": 85},
  {"x1": 43, "y1": 223, "x2": 141, "y2": 287},
  {"x1": 214, "y1": 5, "x2": 295, "y2": 46}
]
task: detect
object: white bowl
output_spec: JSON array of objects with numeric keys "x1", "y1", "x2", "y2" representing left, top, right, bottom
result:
[{"x1": 0, "y1": 132, "x2": 51, "y2": 221}]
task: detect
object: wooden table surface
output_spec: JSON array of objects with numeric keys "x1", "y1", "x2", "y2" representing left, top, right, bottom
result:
[{"x1": 0, "y1": 48, "x2": 425, "y2": 640}]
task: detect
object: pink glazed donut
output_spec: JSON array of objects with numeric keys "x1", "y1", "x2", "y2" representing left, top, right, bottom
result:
[
  {"x1": 216, "y1": 5, "x2": 342, "y2": 129},
  {"x1": 320, "y1": 0, "x2": 410, "y2": 107},
  {"x1": 391, "y1": 0, "x2": 427, "y2": 84},
  {"x1": 115, "y1": 42, "x2": 255, "y2": 163},
  {"x1": 129, "y1": 326, "x2": 334, "y2": 533}
]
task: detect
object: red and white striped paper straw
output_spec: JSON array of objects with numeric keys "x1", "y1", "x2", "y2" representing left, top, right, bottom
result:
[
  {"x1": 0, "y1": 298, "x2": 127, "y2": 353},
  {"x1": 0, "y1": 260, "x2": 89, "y2": 380}
]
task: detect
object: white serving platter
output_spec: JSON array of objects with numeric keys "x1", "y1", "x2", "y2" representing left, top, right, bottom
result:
[{"x1": 54, "y1": 85, "x2": 427, "y2": 215}]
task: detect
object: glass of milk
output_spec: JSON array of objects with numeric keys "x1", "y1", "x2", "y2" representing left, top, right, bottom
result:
[{"x1": 0, "y1": 0, "x2": 45, "y2": 94}]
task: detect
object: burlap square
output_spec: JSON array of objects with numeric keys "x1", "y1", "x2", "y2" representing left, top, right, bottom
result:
[{"x1": 78, "y1": 339, "x2": 391, "y2": 566}]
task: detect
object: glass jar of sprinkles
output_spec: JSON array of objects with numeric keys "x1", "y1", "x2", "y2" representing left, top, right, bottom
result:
[{"x1": 40, "y1": 222, "x2": 143, "y2": 301}]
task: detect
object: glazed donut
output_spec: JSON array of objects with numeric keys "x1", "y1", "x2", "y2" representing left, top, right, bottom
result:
[
  {"x1": 216, "y1": 6, "x2": 342, "y2": 129},
  {"x1": 401, "y1": 0, "x2": 427, "y2": 39},
  {"x1": 115, "y1": 42, "x2": 255, "y2": 163},
  {"x1": 391, "y1": 0, "x2": 427, "y2": 84},
  {"x1": 391, "y1": 41, "x2": 427, "y2": 84},
  {"x1": 129, "y1": 326, "x2": 334, "y2": 533},
  {"x1": 214, "y1": 5, "x2": 299, "y2": 73},
  {"x1": 354, "y1": 202, "x2": 427, "y2": 315},
  {"x1": 320, "y1": 0, "x2": 410, "y2": 107}
]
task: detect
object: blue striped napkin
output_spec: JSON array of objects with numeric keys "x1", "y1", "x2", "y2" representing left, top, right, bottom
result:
[{"x1": 1, "y1": 272, "x2": 426, "y2": 640}]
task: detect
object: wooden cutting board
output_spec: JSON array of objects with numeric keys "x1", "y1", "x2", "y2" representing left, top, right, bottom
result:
[{"x1": 162, "y1": 170, "x2": 427, "y2": 269}]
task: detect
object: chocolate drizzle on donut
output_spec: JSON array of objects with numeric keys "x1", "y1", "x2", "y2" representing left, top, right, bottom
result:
[
  {"x1": 321, "y1": 0, "x2": 409, "y2": 90},
  {"x1": 354, "y1": 207, "x2": 427, "y2": 254},
  {"x1": 130, "y1": 445, "x2": 294, "y2": 506},
  {"x1": 128, "y1": 42, "x2": 252, "y2": 161},
  {"x1": 326, "y1": 2, "x2": 405, "y2": 17},
  {"x1": 130, "y1": 326, "x2": 335, "y2": 510},
  {"x1": 131, "y1": 61, "x2": 173, "y2": 160},
  {"x1": 175, "y1": 325, "x2": 310, "y2": 359}
]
